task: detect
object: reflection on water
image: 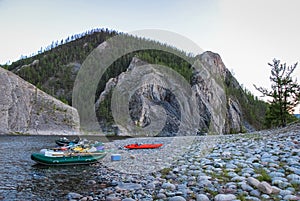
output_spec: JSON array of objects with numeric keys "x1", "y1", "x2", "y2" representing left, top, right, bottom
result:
[{"x1": 0, "y1": 135, "x2": 124, "y2": 201}]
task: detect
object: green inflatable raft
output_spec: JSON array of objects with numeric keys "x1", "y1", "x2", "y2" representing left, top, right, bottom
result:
[{"x1": 31, "y1": 151, "x2": 106, "y2": 165}]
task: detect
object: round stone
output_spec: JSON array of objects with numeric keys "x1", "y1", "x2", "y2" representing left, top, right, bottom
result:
[
  {"x1": 168, "y1": 196, "x2": 186, "y2": 201},
  {"x1": 196, "y1": 194, "x2": 210, "y2": 201},
  {"x1": 214, "y1": 194, "x2": 236, "y2": 201}
]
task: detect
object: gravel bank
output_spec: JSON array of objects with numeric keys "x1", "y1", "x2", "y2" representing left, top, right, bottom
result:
[{"x1": 67, "y1": 124, "x2": 300, "y2": 201}]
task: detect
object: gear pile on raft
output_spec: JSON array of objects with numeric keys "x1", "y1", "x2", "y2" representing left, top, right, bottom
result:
[{"x1": 31, "y1": 137, "x2": 106, "y2": 166}]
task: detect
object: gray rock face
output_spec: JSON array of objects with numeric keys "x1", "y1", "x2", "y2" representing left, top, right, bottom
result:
[
  {"x1": 192, "y1": 55, "x2": 227, "y2": 134},
  {"x1": 226, "y1": 98, "x2": 242, "y2": 133},
  {"x1": 195, "y1": 52, "x2": 246, "y2": 134},
  {"x1": 99, "y1": 57, "x2": 199, "y2": 136},
  {"x1": 0, "y1": 68, "x2": 79, "y2": 135},
  {"x1": 96, "y1": 51, "x2": 251, "y2": 136}
]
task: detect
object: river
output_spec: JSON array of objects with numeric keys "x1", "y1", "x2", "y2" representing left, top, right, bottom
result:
[{"x1": 0, "y1": 135, "x2": 126, "y2": 201}]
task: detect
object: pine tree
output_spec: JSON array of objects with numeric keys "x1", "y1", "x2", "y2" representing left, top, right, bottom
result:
[{"x1": 254, "y1": 59, "x2": 300, "y2": 127}]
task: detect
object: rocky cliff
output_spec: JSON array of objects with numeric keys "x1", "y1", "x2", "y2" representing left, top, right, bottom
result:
[
  {"x1": 194, "y1": 51, "x2": 247, "y2": 134},
  {"x1": 96, "y1": 52, "x2": 251, "y2": 136},
  {"x1": 0, "y1": 67, "x2": 80, "y2": 135}
]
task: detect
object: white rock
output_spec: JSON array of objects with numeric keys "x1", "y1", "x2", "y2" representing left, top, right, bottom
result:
[
  {"x1": 283, "y1": 195, "x2": 300, "y2": 201},
  {"x1": 280, "y1": 190, "x2": 293, "y2": 196},
  {"x1": 246, "y1": 177, "x2": 260, "y2": 188},
  {"x1": 214, "y1": 194, "x2": 236, "y2": 201},
  {"x1": 162, "y1": 182, "x2": 176, "y2": 190},
  {"x1": 196, "y1": 194, "x2": 210, "y2": 201},
  {"x1": 271, "y1": 186, "x2": 281, "y2": 194},
  {"x1": 168, "y1": 196, "x2": 186, "y2": 201},
  {"x1": 257, "y1": 181, "x2": 273, "y2": 194},
  {"x1": 68, "y1": 192, "x2": 82, "y2": 199}
]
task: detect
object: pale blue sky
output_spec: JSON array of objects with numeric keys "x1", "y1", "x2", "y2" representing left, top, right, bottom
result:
[{"x1": 1, "y1": 0, "x2": 300, "y2": 107}]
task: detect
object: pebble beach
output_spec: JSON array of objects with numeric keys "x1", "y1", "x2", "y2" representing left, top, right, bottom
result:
[{"x1": 67, "y1": 123, "x2": 300, "y2": 201}]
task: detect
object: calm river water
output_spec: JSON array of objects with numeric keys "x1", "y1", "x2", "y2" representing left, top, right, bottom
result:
[{"x1": 0, "y1": 135, "x2": 125, "y2": 201}]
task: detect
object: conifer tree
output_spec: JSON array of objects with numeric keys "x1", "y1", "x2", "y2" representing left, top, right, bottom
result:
[{"x1": 254, "y1": 59, "x2": 300, "y2": 127}]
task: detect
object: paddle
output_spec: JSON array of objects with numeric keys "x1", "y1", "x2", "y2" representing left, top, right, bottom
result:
[{"x1": 51, "y1": 152, "x2": 106, "y2": 157}]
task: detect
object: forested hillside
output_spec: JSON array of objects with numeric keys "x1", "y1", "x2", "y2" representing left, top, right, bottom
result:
[
  {"x1": 1, "y1": 28, "x2": 268, "y2": 132},
  {"x1": 5, "y1": 28, "x2": 117, "y2": 104}
]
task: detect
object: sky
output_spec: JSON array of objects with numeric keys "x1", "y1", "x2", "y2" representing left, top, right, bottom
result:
[{"x1": 1, "y1": 0, "x2": 300, "y2": 111}]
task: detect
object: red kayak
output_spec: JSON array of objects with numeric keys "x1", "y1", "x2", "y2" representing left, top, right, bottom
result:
[{"x1": 124, "y1": 143, "x2": 163, "y2": 149}]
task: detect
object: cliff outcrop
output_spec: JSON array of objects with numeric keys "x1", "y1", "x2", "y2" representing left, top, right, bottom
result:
[
  {"x1": 0, "y1": 68, "x2": 80, "y2": 135},
  {"x1": 96, "y1": 52, "x2": 250, "y2": 136}
]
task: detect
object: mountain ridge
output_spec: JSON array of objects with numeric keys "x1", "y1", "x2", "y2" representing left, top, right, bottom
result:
[{"x1": 1, "y1": 28, "x2": 268, "y2": 134}]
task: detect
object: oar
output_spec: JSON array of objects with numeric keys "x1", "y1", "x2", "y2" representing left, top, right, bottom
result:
[
  {"x1": 51, "y1": 152, "x2": 106, "y2": 157},
  {"x1": 50, "y1": 144, "x2": 76, "y2": 150}
]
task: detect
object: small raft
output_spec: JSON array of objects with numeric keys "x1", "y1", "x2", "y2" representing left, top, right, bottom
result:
[
  {"x1": 124, "y1": 143, "x2": 163, "y2": 149},
  {"x1": 55, "y1": 136, "x2": 80, "y2": 146}
]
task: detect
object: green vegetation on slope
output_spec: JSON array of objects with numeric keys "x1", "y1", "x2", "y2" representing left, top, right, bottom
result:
[
  {"x1": 225, "y1": 71, "x2": 268, "y2": 131},
  {"x1": 8, "y1": 28, "x2": 117, "y2": 104}
]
